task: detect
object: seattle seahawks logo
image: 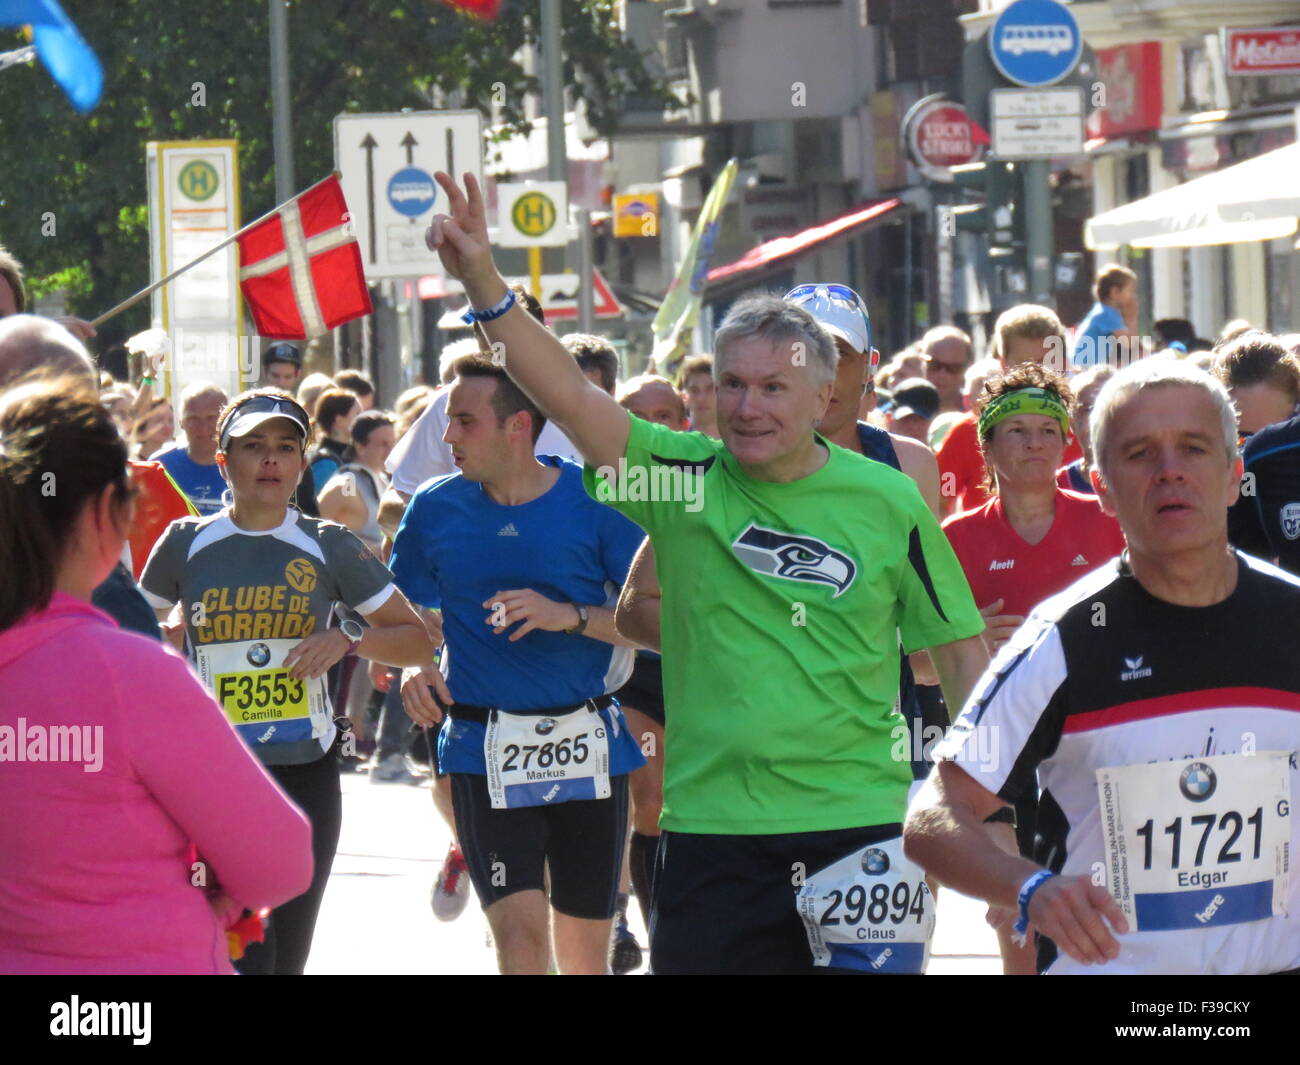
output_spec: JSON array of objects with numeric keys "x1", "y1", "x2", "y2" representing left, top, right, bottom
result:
[{"x1": 731, "y1": 522, "x2": 857, "y2": 598}]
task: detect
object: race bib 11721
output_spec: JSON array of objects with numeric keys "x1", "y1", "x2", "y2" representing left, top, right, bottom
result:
[{"x1": 1096, "y1": 752, "x2": 1291, "y2": 932}]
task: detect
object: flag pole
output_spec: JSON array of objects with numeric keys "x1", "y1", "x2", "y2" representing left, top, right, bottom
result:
[{"x1": 90, "y1": 171, "x2": 343, "y2": 328}]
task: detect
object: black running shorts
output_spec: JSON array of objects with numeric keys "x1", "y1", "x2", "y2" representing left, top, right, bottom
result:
[
  {"x1": 650, "y1": 823, "x2": 905, "y2": 975},
  {"x1": 614, "y1": 654, "x2": 665, "y2": 727},
  {"x1": 449, "y1": 771, "x2": 630, "y2": 920}
]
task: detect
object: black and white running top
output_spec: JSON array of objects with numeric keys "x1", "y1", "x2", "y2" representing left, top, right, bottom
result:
[{"x1": 932, "y1": 551, "x2": 1300, "y2": 975}]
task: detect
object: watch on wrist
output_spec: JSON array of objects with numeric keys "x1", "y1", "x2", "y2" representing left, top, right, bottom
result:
[
  {"x1": 339, "y1": 619, "x2": 365, "y2": 653},
  {"x1": 564, "y1": 603, "x2": 588, "y2": 636}
]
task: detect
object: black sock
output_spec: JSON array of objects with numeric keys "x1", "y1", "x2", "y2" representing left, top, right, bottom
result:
[{"x1": 629, "y1": 832, "x2": 659, "y2": 930}]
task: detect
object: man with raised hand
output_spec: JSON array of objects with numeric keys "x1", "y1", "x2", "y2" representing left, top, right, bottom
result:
[
  {"x1": 426, "y1": 172, "x2": 989, "y2": 975},
  {"x1": 905, "y1": 358, "x2": 1300, "y2": 975}
]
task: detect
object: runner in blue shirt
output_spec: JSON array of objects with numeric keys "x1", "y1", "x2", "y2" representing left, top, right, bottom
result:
[{"x1": 393, "y1": 349, "x2": 645, "y2": 976}]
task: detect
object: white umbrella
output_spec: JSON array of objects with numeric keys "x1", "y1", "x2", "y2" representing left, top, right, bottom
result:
[{"x1": 1085, "y1": 141, "x2": 1300, "y2": 249}]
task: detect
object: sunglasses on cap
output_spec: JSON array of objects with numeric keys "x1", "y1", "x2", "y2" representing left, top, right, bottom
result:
[
  {"x1": 784, "y1": 283, "x2": 878, "y2": 369},
  {"x1": 218, "y1": 394, "x2": 311, "y2": 450}
]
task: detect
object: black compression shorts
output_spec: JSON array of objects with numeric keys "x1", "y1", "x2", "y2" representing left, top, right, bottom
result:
[{"x1": 449, "y1": 771, "x2": 630, "y2": 920}]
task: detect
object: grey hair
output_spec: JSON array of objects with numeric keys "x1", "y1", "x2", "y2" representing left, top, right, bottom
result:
[
  {"x1": 712, "y1": 294, "x2": 837, "y2": 389},
  {"x1": 1091, "y1": 355, "x2": 1239, "y2": 477},
  {"x1": 179, "y1": 380, "x2": 229, "y2": 413}
]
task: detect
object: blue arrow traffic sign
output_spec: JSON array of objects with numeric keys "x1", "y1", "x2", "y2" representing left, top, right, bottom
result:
[
  {"x1": 989, "y1": 0, "x2": 1082, "y2": 88},
  {"x1": 387, "y1": 166, "x2": 437, "y2": 218}
]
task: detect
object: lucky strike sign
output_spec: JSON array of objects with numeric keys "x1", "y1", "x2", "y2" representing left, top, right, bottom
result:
[{"x1": 902, "y1": 95, "x2": 987, "y2": 182}]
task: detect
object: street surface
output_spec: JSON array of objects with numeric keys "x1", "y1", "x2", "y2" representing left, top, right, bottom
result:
[{"x1": 308, "y1": 772, "x2": 1001, "y2": 975}]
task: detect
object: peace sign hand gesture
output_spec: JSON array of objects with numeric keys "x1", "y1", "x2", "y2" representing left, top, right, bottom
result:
[{"x1": 425, "y1": 171, "x2": 501, "y2": 297}]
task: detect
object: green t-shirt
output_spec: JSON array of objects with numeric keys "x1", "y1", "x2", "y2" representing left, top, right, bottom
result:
[{"x1": 583, "y1": 414, "x2": 984, "y2": 834}]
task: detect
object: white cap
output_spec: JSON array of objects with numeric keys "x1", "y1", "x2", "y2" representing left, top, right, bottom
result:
[{"x1": 784, "y1": 284, "x2": 873, "y2": 357}]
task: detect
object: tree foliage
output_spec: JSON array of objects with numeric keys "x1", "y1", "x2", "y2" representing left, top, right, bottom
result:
[{"x1": 0, "y1": 0, "x2": 679, "y2": 347}]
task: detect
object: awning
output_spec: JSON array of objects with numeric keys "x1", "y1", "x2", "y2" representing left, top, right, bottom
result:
[
  {"x1": 706, "y1": 198, "x2": 903, "y2": 287},
  {"x1": 1085, "y1": 141, "x2": 1300, "y2": 249}
]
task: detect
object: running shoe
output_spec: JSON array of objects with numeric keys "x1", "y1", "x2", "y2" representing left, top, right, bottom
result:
[
  {"x1": 431, "y1": 844, "x2": 471, "y2": 921},
  {"x1": 370, "y1": 753, "x2": 421, "y2": 784},
  {"x1": 609, "y1": 913, "x2": 643, "y2": 975}
]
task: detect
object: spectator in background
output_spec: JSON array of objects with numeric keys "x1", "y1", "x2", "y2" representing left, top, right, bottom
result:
[
  {"x1": 1217, "y1": 319, "x2": 1254, "y2": 349},
  {"x1": 131, "y1": 394, "x2": 175, "y2": 460},
  {"x1": 0, "y1": 377, "x2": 313, "y2": 974},
  {"x1": 884, "y1": 377, "x2": 939, "y2": 444},
  {"x1": 677, "y1": 354, "x2": 718, "y2": 438},
  {"x1": 562, "y1": 333, "x2": 620, "y2": 396},
  {"x1": 921, "y1": 326, "x2": 973, "y2": 415},
  {"x1": 154, "y1": 382, "x2": 228, "y2": 515},
  {"x1": 297, "y1": 372, "x2": 336, "y2": 422},
  {"x1": 1154, "y1": 317, "x2": 1196, "y2": 356},
  {"x1": 0, "y1": 242, "x2": 95, "y2": 340},
  {"x1": 334, "y1": 369, "x2": 375, "y2": 411},
  {"x1": 308, "y1": 388, "x2": 361, "y2": 490},
  {"x1": 937, "y1": 304, "x2": 1079, "y2": 517},
  {"x1": 1071, "y1": 263, "x2": 1138, "y2": 369},
  {"x1": 1213, "y1": 330, "x2": 1300, "y2": 439},
  {"x1": 319, "y1": 410, "x2": 396, "y2": 553},
  {"x1": 883, "y1": 348, "x2": 926, "y2": 389},
  {"x1": 260, "y1": 341, "x2": 303, "y2": 393},
  {"x1": 616, "y1": 374, "x2": 686, "y2": 428},
  {"x1": 1057, "y1": 363, "x2": 1116, "y2": 495}
]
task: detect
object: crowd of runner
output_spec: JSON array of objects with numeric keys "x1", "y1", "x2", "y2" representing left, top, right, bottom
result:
[{"x1": 2, "y1": 176, "x2": 1300, "y2": 975}]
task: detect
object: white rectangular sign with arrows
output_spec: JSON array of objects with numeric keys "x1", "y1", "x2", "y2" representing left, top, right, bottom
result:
[{"x1": 334, "y1": 110, "x2": 483, "y2": 280}]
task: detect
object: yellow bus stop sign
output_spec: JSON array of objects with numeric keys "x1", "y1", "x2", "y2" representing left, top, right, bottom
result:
[
  {"x1": 511, "y1": 190, "x2": 557, "y2": 237},
  {"x1": 178, "y1": 159, "x2": 220, "y2": 202}
]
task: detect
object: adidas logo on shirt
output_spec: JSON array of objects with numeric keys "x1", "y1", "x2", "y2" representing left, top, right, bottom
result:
[
  {"x1": 988, "y1": 560, "x2": 1015, "y2": 571},
  {"x1": 1120, "y1": 655, "x2": 1153, "y2": 682},
  {"x1": 1070, "y1": 553, "x2": 1089, "y2": 566},
  {"x1": 498, "y1": 523, "x2": 519, "y2": 537}
]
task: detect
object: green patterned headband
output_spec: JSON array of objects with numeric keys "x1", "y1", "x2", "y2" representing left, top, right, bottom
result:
[{"x1": 977, "y1": 387, "x2": 1070, "y2": 441}]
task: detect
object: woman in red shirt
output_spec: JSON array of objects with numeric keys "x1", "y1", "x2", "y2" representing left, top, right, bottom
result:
[
  {"x1": 940, "y1": 363, "x2": 1125, "y2": 975},
  {"x1": 943, "y1": 363, "x2": 1126, "y2": 652}
]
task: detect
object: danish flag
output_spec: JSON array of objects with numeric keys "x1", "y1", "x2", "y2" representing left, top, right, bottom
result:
[{"x1": 236, "y1": 174, "x2": 372, "y2": 340}]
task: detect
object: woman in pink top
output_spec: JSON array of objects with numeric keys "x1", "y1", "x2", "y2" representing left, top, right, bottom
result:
[{"x1": 0, "y1": 377, "x2": 313, "y2": 974}]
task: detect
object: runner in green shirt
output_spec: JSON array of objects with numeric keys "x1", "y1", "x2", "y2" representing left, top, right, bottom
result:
[{"x1": 423, "y1": 171, "x2": 990, "y2": 974}]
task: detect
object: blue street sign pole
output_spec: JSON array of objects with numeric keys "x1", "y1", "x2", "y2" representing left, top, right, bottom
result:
[{"x1": 988, "y1": 0, "x2": 1083, "y2": 308}]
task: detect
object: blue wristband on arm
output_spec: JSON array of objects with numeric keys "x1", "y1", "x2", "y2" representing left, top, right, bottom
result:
[
  {"x1": 1014, "y1": 870, "x2": 1056, "y2": 935},
  {"x1": 461, "y1": 287, "x2": 515, "y2": 324}
]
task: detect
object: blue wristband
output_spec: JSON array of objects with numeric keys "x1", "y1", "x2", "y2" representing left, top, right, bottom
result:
[
  {"x1": 1014, "y1": 870, "x2": 1056, "y2": 935},
  {"x1": 461, "y1": 287, "x2": 515, "y2": 324}
]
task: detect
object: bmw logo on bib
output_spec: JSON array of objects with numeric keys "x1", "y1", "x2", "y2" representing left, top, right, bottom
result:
[
  {"x1": 1179, "y1": 762, "x2": 1217, "y2": 803},
  {"x1": 1281, "y1": 502, "x2": 1300, "y2": 540},
  {"x1": 247, "y1": 643, "x2": 271, "y2": 668},
  {"x1": 861, "y1": 848, "x2": 890, "y2": 875},
  {"x1": 535, "y1": 718, "x2": 557, "y2": 736}
]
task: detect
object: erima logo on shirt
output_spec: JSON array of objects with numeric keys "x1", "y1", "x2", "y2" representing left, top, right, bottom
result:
[
  {"x1": 1071, "y1": 553, "x2": 1089, "y2": 566},
  {"x1": 988, "y1": 559, "x2": 1015, "y2": 571},
  {"x1": 731, "y1": 522, "x2": 857, "y2": 598},
  {"x1": 498, "y1": 523, "x2": 519, "y2": 537},
  {"x1": 1120, "y1": 655, "x2": 1152, "y2": 681}
]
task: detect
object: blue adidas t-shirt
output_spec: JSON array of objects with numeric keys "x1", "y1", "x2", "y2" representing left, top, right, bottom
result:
[
  {"x1": 390, "y1": 456, "x2": 646, "y2": 776},
  {"x1": 155, "y1": 446, "x2": 227, "y2": 516}
]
